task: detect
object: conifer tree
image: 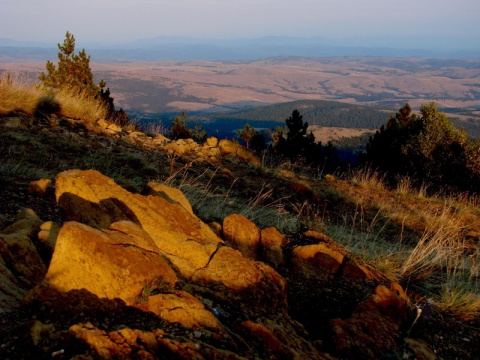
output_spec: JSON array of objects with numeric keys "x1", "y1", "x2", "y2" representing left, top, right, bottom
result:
[
  {"x1": 237, "y1": 123, "x2": 256, "y2": 149},
  {"x1": 39, "y1": 31, "x2": 99, "y2": 96},
  {"x1": 39, "y1": 31, "x2": 129, "y2": 123}
]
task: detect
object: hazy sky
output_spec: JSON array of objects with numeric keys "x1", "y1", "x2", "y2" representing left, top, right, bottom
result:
[{"x1": 1, "y1": 0, "x2": 479, "y2": 47}]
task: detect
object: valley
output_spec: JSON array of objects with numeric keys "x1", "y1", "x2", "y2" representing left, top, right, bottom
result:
[{"x1": 2, "y1": 56, "x2": 480, "y2": 116}]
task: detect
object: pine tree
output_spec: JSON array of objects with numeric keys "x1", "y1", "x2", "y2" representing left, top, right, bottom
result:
[
  {"x1": 39, "y1": 31, "x2": 99, "y2": 96},
  {"x1": 237, "y1": 123, "x2": 256, "y2": 149},
  {"x1": 39, "y1": 32, "x2": 129, "y2": 123}
]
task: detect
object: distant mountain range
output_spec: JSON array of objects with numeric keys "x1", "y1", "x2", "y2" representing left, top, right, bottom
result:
[{"x1": 1, "y1": 35, "x2": 480, "y2": 61}]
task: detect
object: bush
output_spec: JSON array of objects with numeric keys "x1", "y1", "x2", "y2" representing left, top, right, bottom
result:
[{"x1": 365, "y1": 102, "x2": 480, "y2": 193}]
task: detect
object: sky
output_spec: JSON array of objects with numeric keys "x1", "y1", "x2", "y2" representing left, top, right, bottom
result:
[{"x1": 1, "y1": 0, "x2": 479, "y2": 49}]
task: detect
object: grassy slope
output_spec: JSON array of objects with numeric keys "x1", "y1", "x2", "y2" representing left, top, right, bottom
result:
[{"x1": 1, "y1": 75, "x2": 479, "y2": 357}]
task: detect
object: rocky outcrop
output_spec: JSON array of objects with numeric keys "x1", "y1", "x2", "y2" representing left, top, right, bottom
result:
[
  {"x1": 54, "y1": 169, "x2": 222, "y2": 277},
  {"x1": 16, "y1": 170, "x2": 333, "y2": 359},
  {"x1": 223, "y1": 214, "x2": 261, "y2": 260},
  {"x1": 0, "y1": 209, "x2": 47, "y2": 312},
  {"x1": 260, "y1": 227, "x2": 286, "y2": 267},
  {"x1": 291, "y1": 231, "x2": 375, "y2": 281},
  {"x1": 218, "y1": 139, "x2": 262, "y2": 165},
  {"x1": 146, "y1": 181, "x2": 194, "y2": 214},
  {"x1": 31, "y1": 220, "x2": 178, "y2": 305},
  {"x1": 0, "y1": 167, "x2": 420, "y2": 359},
  {"x1": 142, "y1": 290, "x2": 222, "y2": 331},
  {"x1": 331, "y1": 282, "x2": 412, "y2": 359}
]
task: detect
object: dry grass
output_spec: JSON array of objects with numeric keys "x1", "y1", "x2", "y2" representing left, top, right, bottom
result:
[
  {"x1": 347, "y1": 167, "x2": 386, "y2": 190},
  {"x1": 54, "y1": 87, "x2": 107, "y2": 120},
  {"x1": 0, "y1": 73, "x2": 43, "y2": 115},
  {"x1": 321, "y1": 170, "x2": 480, "y2": 317},
  {"x1": 0, "y1": 72, "x2": 107, "y2": 121}
]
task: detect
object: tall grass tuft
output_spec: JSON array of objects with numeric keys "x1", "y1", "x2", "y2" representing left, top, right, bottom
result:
[
  {"x1": 0, "y1": 72, "x2": 107, "y2": 121},
  {"x1": 0, "y1": 72, "x2": 43, "y2": 115},
  {"x1": 53, "y1": 87, "x2": 107, "y2": 121},
  {"x1": 326, "y1": 200, "x2": 479, "y2": 316},
  {"x1": 347, "y1": 167, "x2": 385, "y2": 189}
]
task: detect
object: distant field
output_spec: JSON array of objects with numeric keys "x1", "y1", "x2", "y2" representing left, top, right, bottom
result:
[
  {"x1": 2, "y1": 56, "x2": 480, "y2": 132},
  {"x1": 309, "y1": 126, "x2": 375, "y2": 144}
]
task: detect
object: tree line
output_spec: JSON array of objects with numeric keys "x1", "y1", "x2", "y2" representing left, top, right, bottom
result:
[{"x1": 40, "y1": 32, "x2": 480, "y2": 194}]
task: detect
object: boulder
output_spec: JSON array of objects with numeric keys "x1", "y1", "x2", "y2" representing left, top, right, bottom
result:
[
  {"x1": 146, "y1": 181, "x2": 193, "y2": 215},
  {"x1": 0, "y1": 258, "x2": 28, "y2": 312},
  {"x1": 54, "y1": 170, "x2": 287, "y2": 318},
  {"x1": 152, "y1": 133, "x2": 170, "y2": 146},
  {"x1": 143, "y1": 291, "x2": 222, "y2": 330},
  {"x1": 340, "y1": 257, "x2": 376, "y2": 281},
  {"x1": 39, "y1": 221, "x2": 177, "y2": 305},
  {"x1": 291, "y1": 243, "x2": 344, "y2": 280},
  {"x1": 27, "y1": 178, "x2": 52, "y2": 197},
  {"x1": 241, "y1": 320, "x2": 295, "y2": 359},
  {"x1": 0, "y1": 209, "x2": 46, "y2": 311},
  {"x1": 191, "y1": 246, "x2": 287, "y2": 316},
  {"x1": 260, "y1": 227, "x2": 286, "y2": 267},
  {"x1": 69, "y1": 322, "x2": 245, "y2": 360},
  {"x1": 0, "y1": 209, "x2": 46, "y2": 286},
  {"x1": 55, "y1": 169, "x2": 222, "y2": 278},
  {"x1": 223, "y1": 214, "x2": 261, "y2": 260},
  {"x1": 331, "y1": 282, "x2": 412, "y2": 359},
  {"x1": 205, "y1": 136, "x2": 219, "y2": 147},
  {"x1": 163, "y1": 138, "x2": 200, "y2": 156},
  {"x1": 122, "y1": 131, "x2": 153, "y2": 146},
  {"x1": 37, "y1": 221, "x2": 61, "y2": 256},
  {"x1": 298, "y1": 231, "x2": 375, "y2": 281},
  {"x1": 218, "y1": 139, "x2": 261, "y2": 165},
  {"x1": 207, "y1": 221, "x2": 222, "y2": 237}
]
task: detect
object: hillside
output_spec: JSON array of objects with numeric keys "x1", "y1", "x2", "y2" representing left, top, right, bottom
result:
[
  {"x1": 205, "y1": 99, "x2": 392, "y2": 128},
  {"x1": 0, "y1": 90, "x2": 479, "y2": 358}
]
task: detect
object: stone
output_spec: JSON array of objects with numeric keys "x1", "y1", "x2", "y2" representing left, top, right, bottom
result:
[
  {"x1": 0, "y1": 209, "x2": 46, "y2": 286},
  {"x1": 331, "y1": 282, "x2": 412, "y2": 359},
  {"x1": 30, "y1": 320, "x2": 55, "y2": 347},
  {"x1": 223, "y1": 214, "x2": 261, "y2": 260},
  {"x1": 304, "y1": 230, "x2": 336, "y2": 245},
  {"x1": 241, "y1": 320, "x2": 293, "y2": 357},
  {"x1": 163, "y1": 139, "x2": 200, "y2": 156},
  {"x1": 291, "y1": 243, "x2": 345, "y2": 280},
  {"x1": 208, "y1": 221, "x2": 222, "y2": 237},
  {"x1": 27, "y1": 178, "x2": 52, "y2": 197},
  {"x1": 146, "y1": 181, "x2": 194, "y2": 215},
  {"x1": 260, "y1": 227, "x2": 286, "y2": 266},
  {"x1": 41, "y1": 221, "x2": 177, "y2": 305},
  {"x1": 191, "y1": 246, "x2": 288, "y2": 316},
  {"x1": 106, "y1": 123, "x2": 122, "y2": 133},
  {"x1": 96, "y1": 118, "x2": 109, "y2": 129},
  {"x1": 218, "y1": 139, "x2": 261, "y2": 165},
  {"x1": 153, "y1": 134, "x2": 170, "y2": 146},
  {"x1": 0, "y1": 258, "x2": 28, "y2": 311},
  {"x1": 54, "y1": 169, "x2": 222, "y2": 278},
  {"x1": 340, "y1": 258, "x2": 376, "y2": 281},
  {"x1": 144, "y1": 291, "x2": 221, "y2": 330},
  {"x1": 38, "y1": 221, "x2": 61, "y2": 256},
  {"x1": 205, "y1": 136, "x2": 219, "y2": 147}
]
